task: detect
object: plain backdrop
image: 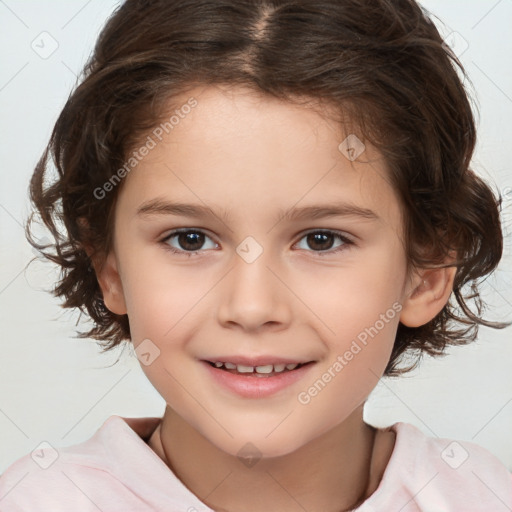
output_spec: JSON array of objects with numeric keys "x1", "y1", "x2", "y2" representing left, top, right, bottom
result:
[{"x1": 0, "y1": 0, "x2": 511, "y2": 475}]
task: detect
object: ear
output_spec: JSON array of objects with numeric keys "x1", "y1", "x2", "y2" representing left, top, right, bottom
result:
[
  {"x1": 399, "y1": 265, "x2": 457, "y2": 328},
  {"x1": 77, "y1": 217, "x2": 127, "y2": 315},
  {"x1": 91, "y1": 250, "x2": 127, "y2": 316}
]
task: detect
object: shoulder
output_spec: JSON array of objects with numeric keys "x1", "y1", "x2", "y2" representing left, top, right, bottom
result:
[
  {"x1": 0, "y1": 443, "x2": 116, "y2": 511},
  {"x1": 365, "y1": 422, "x2": 512, "y2": 511},
  {"x1": 0, "y1": 415, "x2": 163, "y2": 511},
  {"x1": 0, "y1": 451, "x2": 112, "y2": 511}
]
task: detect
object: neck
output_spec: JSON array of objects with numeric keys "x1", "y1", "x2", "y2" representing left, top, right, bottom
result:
[{"x1": 149, "y1": 404, "x2": 387, "y2": 512}]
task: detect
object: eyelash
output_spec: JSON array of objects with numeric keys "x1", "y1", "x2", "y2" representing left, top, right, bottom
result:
[{"x1": 160, "y1": 228, "x2": 355, "y2": 257}]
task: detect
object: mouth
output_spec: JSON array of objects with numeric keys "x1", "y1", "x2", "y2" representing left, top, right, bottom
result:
[
  {"x1": 201, "y1": 358, "x2": 317, "y2": 398},
  {"x1": 201, "y1": 354, "x2": 317, "y2": 399},
  {"x1": 203, "y1": 360, "x2": 315, "y2": 378}
]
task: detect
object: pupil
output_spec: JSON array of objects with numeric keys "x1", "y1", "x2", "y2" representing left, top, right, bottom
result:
[
  {"x1": 179, "y1": 232, "x2": 204, "y2": 251},
  {"x1": 308, "y1": 233, "x2": 333, "y2": 251},
  {"x1": 177, "y1": 232, "x2": 333, "y2": 252}
]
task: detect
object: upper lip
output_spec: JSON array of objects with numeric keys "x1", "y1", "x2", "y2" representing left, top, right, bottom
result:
[{"x1": 202, "y1": 356, "x2": 315, "y2": 366}]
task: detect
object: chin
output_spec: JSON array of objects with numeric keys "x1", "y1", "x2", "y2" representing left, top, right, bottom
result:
[
  {"x1": 206, "y1": 421, "x2": 315, "y2": 461},
  {"x1": 226, "y1": 437, "x2": 300, "y2": 461}
]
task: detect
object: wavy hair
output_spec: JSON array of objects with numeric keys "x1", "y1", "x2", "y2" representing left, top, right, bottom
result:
[{"x1": 26, "y1": 0, "x2": 509, "y2": 376}]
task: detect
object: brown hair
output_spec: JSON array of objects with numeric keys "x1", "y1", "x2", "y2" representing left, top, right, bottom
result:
[{"x1": 26, "y1": 0, "x2": 509, "y2": 376}]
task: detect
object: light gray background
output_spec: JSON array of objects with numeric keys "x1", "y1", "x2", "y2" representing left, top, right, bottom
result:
[{"x1": 0, "y1": 1, "x2": 511, "y2": 474}]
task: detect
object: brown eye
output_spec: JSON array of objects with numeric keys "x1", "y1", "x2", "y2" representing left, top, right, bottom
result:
[
  {"x1": 162, "y1": 229, "x2": 217, "y2": 254},
  {"x1": 176, "y1": 231, "x2": 205, "y2": 251},
  {"x1": 306, "y1": 232, "x2": 335, "y2": 251},
  {"x1": 295, "y1": 230, "x2": 353, "y2": 255}
]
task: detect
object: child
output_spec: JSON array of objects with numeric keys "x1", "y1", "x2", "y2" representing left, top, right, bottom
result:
[{"x1": 1, "y1": 0, "x2": 511, "y2": 510}]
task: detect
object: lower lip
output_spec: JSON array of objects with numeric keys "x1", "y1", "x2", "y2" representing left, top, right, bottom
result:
[{"x1": 201, "y1": 360, "x2": 316, "y2": 399}]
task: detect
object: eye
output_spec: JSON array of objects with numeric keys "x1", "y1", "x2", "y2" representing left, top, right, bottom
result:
[
  {"x1": 161, "y1": 229, "x2": 218, "y2": 256},
  {"x1": 160, "y1": 228, "x2": 354, "y2": 257},
  {"x1": 294, "y1": 230, "x2": 353, "y2": 255}
]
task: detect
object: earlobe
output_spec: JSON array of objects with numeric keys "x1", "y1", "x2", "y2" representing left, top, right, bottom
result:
[
  {"x1": 399, "y1": 266, "x2": 457, "y2": 328},
  {"x1": 91, "y1": 251, "x2": 127, "y2": 316}
]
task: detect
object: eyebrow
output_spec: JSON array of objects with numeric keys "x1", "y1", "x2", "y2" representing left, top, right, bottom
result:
[{"x1": 136, "y1": 198, "x2": 379, "y2": 224}]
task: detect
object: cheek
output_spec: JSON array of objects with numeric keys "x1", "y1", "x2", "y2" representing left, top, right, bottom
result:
[
  {"x1": 301, "y1": 248, "x2": 405, "y2": 338},
  {"x1": 119, "y1": 247, "x2": 216, "y2": 340},
  {"x1": 296, "y1": 307, "x2": 399, "y2": 436},
  {"x1": 295, "y1": 247, "x2": 403, "y2": 398}
]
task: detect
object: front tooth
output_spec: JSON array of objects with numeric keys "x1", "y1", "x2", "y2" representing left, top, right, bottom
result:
[
  {"x1": 255, "y1": 364, "x2": 274, "y2": 374},
  {"x1": 236, "y1": 364, "x2": 254, "y2": 373},
  {"x1": 214, "y1": 362, "x2": 223, "y2": 367},
  {"x1": 224, "y1": 362, "x2": 237, "y2": 369},
  {"x1": 273, "y1": 364, "x2": 286, "y2": 372},
  {"x1": 286, "y1": 363, "x2": 298, "y2": 370}
]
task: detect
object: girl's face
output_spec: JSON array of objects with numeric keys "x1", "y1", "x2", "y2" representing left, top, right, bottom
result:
[{"x1": 101, "y1": 84, "x2": 418, "y2": 458}]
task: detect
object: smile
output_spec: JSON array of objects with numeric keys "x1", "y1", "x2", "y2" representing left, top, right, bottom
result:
[
  {"x1": 206, "y1": 361, "x2": 307, "y2": 375},
  {"x1": 201, "y1": 360, "x2": 316, "y2": 398}
]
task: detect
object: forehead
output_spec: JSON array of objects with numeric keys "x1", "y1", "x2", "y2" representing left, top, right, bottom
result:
[{"x1": 117, "y1": 84, "x2": 402, "y2": 230}]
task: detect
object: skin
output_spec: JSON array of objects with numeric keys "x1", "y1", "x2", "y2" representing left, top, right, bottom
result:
[{"x1": 94, "y1": 84, "x2": 456, "y2": 511}]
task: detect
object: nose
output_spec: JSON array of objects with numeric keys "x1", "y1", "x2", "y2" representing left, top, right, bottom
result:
[{"x1": 216, "y1": 245, "x2": 292, "y2": 332}]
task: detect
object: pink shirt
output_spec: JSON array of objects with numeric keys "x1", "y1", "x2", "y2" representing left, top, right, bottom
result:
[{"x1": 1, "y1": 415, "x2": 510, "y2": 511}]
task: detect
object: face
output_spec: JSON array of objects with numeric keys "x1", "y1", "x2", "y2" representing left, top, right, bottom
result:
[{"x1": 99, "y1": 84, "x2": 422, "y2": 458}]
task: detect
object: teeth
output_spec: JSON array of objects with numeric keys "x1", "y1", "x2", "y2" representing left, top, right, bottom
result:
[
  {"x1": 211, "y1": 361, "x2": 302, "y2": 373},
  {"x1": 237, "y1": 365, "x2": 254, "y2": 373},
  {"x1": 255, "y1": 365, "x2": 273, "y2": 374}
]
